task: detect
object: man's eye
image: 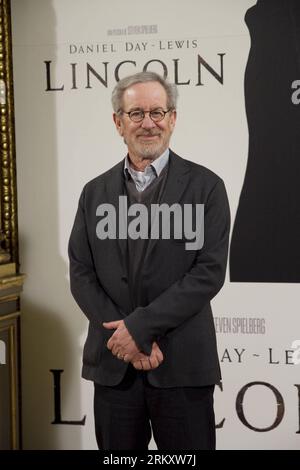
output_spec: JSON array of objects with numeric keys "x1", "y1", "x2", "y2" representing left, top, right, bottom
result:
[
  {"x1": 151, "y1": 111, "x2": 164, "y2": 118},
  {"x1": 130, "y1": 111, "x2": 143, "y2": 118}
]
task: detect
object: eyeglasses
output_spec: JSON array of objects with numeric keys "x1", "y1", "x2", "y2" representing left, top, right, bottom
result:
[{"x1": 121, "y1": 108, "x2": 172, "y2": 123}]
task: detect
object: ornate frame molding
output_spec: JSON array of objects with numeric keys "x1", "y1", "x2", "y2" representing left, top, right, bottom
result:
[
  {"x1": 0, "y1": 0, "x2": 18, "y2": 271},
  {"x1": 0, "y1": 0, "x2": 23, "y2": 450}
]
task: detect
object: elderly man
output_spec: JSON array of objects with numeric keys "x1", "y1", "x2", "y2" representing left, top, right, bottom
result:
[{"x1": 68, "y1": 71, "x2": 230, "y2": 450}]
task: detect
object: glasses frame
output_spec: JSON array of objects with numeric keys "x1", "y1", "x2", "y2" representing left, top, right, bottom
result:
[{"x1": 120, "y1": 108, "x2": 173, "y2": 123}]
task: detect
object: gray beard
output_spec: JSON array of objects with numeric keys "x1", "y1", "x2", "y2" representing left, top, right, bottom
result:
[
  {"x1": 123, "y1": 137, "x2": 165, "y2": 161},
  {"x1": 138, "y1": 146, "x2": 161, "y2": 160}
]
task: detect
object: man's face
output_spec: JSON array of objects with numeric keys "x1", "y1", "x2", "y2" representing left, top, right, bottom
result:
[{"x1": 113, "y1": 81, "x2": 177, "y2": 161}]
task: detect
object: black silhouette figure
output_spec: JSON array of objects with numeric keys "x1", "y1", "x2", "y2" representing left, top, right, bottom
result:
[{"x1": 230, "y1": 0, "x2": 300, "y2": 282}]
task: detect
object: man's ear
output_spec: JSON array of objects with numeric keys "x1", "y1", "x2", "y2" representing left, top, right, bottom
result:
[
  {"x1": 113, "y1": 113, "x2": 124, "y2": 136},
  {"x1": 170, "y1": 110, "x2": 177, "y2": 131}
]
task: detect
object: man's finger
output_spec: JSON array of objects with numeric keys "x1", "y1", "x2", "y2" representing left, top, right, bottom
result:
[
  {"x1": 112, "y1": 344, "x2": 120, "y2": 355},
  {"x1": 103, "y1": 321, "x2": 121, "y2": 329},
  {"x1": 107, "y1": 333, "x2": 121, "y2": 350},
  {"x1": 107, "y1": 337, "x2": 117, "y2": 350},
  {"x1": 133, "y1": 361, "x2": 142, "y2": 370},
  {"x1": 156, "y1": 351, "x2": 163, "y2": 363},
  {"x1": 152, "y1": 344, "x2": 163, "y2": 363}
]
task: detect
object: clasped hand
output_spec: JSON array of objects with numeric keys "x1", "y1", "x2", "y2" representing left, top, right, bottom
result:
[{"x1": 102, "y1": 320, "x2": 163, "y2": 370}]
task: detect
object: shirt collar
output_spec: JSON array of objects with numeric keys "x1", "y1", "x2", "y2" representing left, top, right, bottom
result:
[{"x1": 124, "y1": 148, "x2": 169, "y2": 179}]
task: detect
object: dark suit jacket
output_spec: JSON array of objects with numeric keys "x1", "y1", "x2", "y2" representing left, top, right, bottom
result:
[{"x1": 68, "y1": 150, "x2": 230, "y2": 387}]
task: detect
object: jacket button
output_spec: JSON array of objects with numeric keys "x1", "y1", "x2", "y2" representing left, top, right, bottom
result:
[{"x1": 121, "y1": 276, "x2": 128, "y2": 283}]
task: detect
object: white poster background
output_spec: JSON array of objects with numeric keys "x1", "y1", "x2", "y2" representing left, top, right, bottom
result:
[{"x1": 11, "y1": 0, "x2": 300, "y2": 449}]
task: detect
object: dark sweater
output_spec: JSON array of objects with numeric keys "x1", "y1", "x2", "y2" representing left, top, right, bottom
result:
[{"x1": 125, "y1": 165, "x2": 169, "y2": 308}]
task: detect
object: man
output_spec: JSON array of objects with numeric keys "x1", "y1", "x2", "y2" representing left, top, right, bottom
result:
[{"x1": 68, "y1": 71, "x2": 230, "y2": 450}]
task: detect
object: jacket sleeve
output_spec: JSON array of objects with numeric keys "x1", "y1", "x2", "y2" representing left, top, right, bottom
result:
[
  {"x1": 68, "y1": 186, "x2": 123, "y2": 326},
  {"x1": 124, "y1": 178, "x2": 231, "y2": 355}
]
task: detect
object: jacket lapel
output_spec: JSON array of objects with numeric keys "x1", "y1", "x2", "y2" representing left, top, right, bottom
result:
[
  {"x1": 104, "y1": 159, "x2": 128, "y2": 277},
  {"x1": 161, "y1": 150, "x2": 191, "y2": 205}
]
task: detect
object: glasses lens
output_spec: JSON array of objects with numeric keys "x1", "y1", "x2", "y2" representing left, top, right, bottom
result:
[
  {"x1": 129, "y1": 110, "x2": 144, "y2": 122},
  {"x1": 128, "y1": 109, "x2": 167, "y2": 122},
  {"x1": 150, "y1": 110, "x2": 165, "y2": 122}
]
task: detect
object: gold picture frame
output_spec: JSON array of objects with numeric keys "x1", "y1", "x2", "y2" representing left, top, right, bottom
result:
[
  {"x1": 0, "y1": 0, "x2": 24, "y2": 450},
  {"x1": 0, "y1": 0, "x2": 18, "y2": 273}
]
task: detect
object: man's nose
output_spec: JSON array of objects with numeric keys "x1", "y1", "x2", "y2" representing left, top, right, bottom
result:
[{"x1": 141, "y1": 113, "x2": 156, "y2": 129}]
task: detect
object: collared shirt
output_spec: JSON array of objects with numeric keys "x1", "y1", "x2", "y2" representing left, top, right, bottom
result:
[{"x1": 124, "y1": 148, "x2": 169, "y2": 192}]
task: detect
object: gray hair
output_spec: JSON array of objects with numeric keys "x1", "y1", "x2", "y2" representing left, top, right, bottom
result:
[{"x1": 111, "y1": 71, "x2": 178, "y2": 113}]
